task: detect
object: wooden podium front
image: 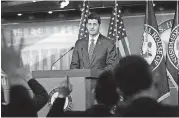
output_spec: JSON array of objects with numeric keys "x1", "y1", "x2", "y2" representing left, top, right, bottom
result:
[{"x1": 32, "y1": 69, "x2": 102, "y2": 116}]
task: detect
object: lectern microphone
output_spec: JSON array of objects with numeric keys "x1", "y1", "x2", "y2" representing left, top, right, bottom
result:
[{"x1": 51, "y1": 47, "x2": 74, "y2": 70}]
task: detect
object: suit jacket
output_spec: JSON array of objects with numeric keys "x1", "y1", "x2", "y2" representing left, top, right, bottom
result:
[
  {"x1": 70, "y1": 34, "x2": 117, "y2": 71},
  {"x1": 115, "y1": 97, "x2": 179, "y2": 117},
  {"x1": 28, "y1": 79, "x2": 49, "y2": 112}
]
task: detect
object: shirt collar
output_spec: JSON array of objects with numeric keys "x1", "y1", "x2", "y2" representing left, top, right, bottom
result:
[{"x1": 89, "y1": 33, "x2": 100, "y2": 42}]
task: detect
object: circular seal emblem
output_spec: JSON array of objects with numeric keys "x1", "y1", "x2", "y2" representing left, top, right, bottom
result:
[
  {"x1": 48, "y1": 87, "x2": 72, "y2": 111},
  {"x1": 141, "y1": 24, "x2": 163, "y2": 71},
  {"x1": 167, "y1": 25, "x2": 179, "y2": 69},
  {"x1": 158, "y1": 19, "x2": 179, "y2": 89},
  {"x1": 158, "y1": 19, "x2": 174, "y2": 58}
]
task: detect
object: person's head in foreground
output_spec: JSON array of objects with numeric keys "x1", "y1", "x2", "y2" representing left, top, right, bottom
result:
[
  {"x1": 113, "y1": 55, "x2": 179, "y2": 117},
  {"x1": 85, "y1": 70, "x2": 119, "y2": 117},
  {"x1": 114, "y1": 55, "x2": 159, "y2": 101},
  {"x1": 95, "y1": 70, "x2": 119, "y2": 108}
]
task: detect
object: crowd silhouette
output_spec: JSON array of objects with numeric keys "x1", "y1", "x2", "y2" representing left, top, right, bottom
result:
[{"x1": 1, "y1": 33, "x2": 179, "y2": 117}]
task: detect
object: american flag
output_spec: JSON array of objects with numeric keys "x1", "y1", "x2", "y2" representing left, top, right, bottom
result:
[
  {"x1": 78, "y1": 0, "x2": 90, "y2": 40},
  {"x1": 107, "y1": 1, "x2": 130, "y2": 61}
]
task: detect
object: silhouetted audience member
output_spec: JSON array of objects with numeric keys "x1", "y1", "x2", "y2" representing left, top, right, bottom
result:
[
  {"x1": 3, "y1": 77, "x2": 49, "y2": 117},
  {"x1": 85, "y1": 70, "x2": 119, "y2": 117},
  {"x1": 5, "y1": 85, "x2": 37, "y2": 117},
  {"x1": 114, "y1": 55, "x2": 179, "y2": 117},
  {"x1": 28, "y1": 78, "x2": 49, "y2": 112},
  {"x1": 1, "y1": 32, "x2": 48, "y2": 117}
]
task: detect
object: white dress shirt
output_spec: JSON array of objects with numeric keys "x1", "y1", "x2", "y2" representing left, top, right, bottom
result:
[{"x1": 88, "y1": 33, "x2": 100, "y2": 52}]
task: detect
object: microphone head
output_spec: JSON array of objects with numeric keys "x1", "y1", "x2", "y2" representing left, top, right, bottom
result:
[{"x1": 71, "y1": 47, "x2": 74, "y2": 50}]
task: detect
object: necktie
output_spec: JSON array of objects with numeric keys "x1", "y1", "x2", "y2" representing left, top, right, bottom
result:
[{"x1": 89, "y1": 39, "x2": 95, "y2": 62}]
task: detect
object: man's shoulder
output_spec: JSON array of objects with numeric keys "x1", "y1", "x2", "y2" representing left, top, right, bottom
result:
[{"x1": 100, "y1": 34, "x2": 115, "y2": 44}]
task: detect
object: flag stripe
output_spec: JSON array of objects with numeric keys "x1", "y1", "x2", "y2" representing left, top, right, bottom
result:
[
  {"x1": 125, "y1": 37, "x2": 131, "y2": 55},
  {"x1": 118, "y1": 40, "x2": 126, "y2": 57},
  {"x1": 167, "y1": 68, "x2": 179, "y2": 91},
  {"x1": 157, "y1": 92, "x2": 170, "y2": 102},
  {"x1": 121, "y1": 37, "x2": 130, "y2": 56},
  {"x1": 116, "y1": 47, "x2": 122, "y2": 62}
]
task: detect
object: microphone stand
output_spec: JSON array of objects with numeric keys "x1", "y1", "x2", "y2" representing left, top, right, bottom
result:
[{"x1": 51, "y1": 47, "x2": 74, "y2": 70}]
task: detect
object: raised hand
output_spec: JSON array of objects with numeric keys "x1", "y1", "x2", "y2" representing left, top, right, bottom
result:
[
  {"x1": 1, "y1": 30, "x2": 24, "y2": 77},
  {"x1": 16, "y1": 65, "x2": 33, "y2": 82},
  {"x1": 58, "y1": 76, "x2": 73, "y2": 98}
]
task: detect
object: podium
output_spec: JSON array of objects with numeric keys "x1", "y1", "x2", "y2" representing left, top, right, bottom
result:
[{"x1": 32, "y1": 69, "x2": 102, "y2": 116}]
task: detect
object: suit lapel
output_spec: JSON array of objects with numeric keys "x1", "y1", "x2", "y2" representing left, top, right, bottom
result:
[{"x1": 89, "y1": 34, "x2": 102, "y2": 66}]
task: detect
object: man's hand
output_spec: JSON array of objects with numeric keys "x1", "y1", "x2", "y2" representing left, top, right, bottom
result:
[
  {"x1": 1, "y1": 30, "x2": 24, "y2": 77},
  {"x1": 16, "y1": 65, "x2": 33, "y2": 82},
  {"x1": 58, "y1": 76, "x2": 73, "y2": 98}
]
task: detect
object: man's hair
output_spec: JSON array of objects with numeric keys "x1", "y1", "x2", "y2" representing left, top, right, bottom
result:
[
  {"x1": 87, "y1": 12, "x2": 101, "y2": 25},
  {"x1": 114, "y1": 55, "x2": 153, "y2": 98},
  {"x1": 95, "y1": 70, "x2": 119, "y2": 107}
]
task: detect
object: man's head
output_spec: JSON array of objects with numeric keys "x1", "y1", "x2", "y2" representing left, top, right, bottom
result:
[
  {"x1": 114, "y1": 55, "x2": 153, "y2": 99},
  {"x1": 87, "y1": 12, "x2": 101, "y2": 36},
  {"x1": 95, "y1": 70, "x2": 119, "y2": 107}
]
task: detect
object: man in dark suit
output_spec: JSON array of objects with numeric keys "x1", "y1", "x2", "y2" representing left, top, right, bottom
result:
[
  {"x1": 70, "y1": 12, "x2": 117, "y2": 72},
  {"x1": 114, "y1": 55, "x2": 179, "y2": 117},
  {"x1": 70, "y1": 12, "x2": 117, "y2": 109}
]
